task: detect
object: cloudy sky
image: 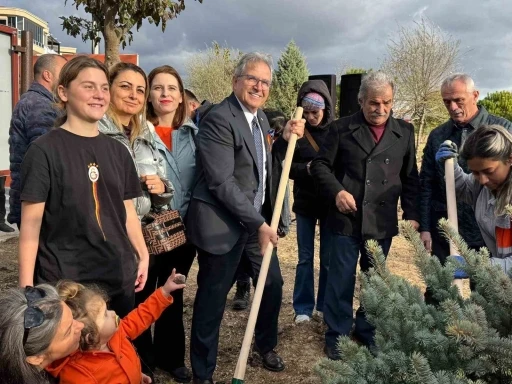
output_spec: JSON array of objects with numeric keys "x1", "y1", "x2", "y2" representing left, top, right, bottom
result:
[{"x1": 5, "y1": 0, "x2": 512, "y2": 97}]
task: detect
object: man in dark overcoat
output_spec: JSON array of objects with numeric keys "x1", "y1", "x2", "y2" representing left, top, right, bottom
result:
[{"x1": 310, "y1": 71, "x2": 420, "y2": 359}]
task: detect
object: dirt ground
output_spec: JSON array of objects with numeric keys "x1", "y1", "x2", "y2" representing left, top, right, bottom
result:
[{"x1": 0, "y1": 219, "x2": 434, "y2": 384}]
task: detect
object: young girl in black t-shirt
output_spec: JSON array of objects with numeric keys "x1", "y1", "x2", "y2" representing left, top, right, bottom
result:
[{"x1": 18, "y1": 56, "x2": 150, "y2": 317}]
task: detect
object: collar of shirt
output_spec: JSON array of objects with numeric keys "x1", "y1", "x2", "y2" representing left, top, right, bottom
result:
[{"x1": 235, "y1": 96, "x2": 260, "y2": 132}]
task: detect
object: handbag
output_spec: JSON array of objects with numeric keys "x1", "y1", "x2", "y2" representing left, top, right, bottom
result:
[{"x1": 142, "y1": 209, "x2": 186, "y2": 256}]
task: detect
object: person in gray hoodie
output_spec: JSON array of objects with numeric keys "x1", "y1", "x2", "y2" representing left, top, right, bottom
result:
[{"x1": 131, "y1": 65, "x2": 197, "y2": 384}]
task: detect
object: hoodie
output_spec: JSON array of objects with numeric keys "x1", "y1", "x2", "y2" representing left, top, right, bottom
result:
[{"x1": 290, "y1": 80, "x2": 334, "y2": 217}]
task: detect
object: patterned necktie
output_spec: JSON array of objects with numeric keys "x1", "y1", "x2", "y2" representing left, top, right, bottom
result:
[{"x1": 252, "y1": 116, "x2": 264, "y2": 212}]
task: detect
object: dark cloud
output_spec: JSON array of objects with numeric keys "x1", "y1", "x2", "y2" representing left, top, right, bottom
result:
[{"x1": 5, "y1": 0, "x2": 512, "y2": 96}]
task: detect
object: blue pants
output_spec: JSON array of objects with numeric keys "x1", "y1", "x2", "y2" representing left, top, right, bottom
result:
[
  {"x1": 293, "y1": 213, "x2": 331, "y2": 316},
  {"x1": 324, "y1": 234, "x2": 392, "y2": 349}
]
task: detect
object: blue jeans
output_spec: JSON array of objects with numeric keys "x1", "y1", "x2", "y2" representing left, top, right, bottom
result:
[
  {"x1": 293, "y1": 213, "x2": 332, "y2": 316},
  {"x1": 324, "y1": 234, "x2": 392, "y2": 350}
]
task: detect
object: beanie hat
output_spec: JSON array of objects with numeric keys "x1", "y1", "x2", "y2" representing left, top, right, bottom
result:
[{"x1": 301, "y1": 92, "x2": 325, "y2": 111}]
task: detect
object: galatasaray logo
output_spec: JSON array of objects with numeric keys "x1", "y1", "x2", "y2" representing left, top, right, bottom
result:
[{"x1": 88, "y1": 163, "x2": 99, "y2": 182}]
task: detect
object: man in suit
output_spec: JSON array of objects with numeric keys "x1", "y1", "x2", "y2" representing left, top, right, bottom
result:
[
  {"x1": 310, "y1": 71, "x2": 420, "y2": 360},
  {"x1": 186, "y1": 52, "x2": 304, "y2": 384}
]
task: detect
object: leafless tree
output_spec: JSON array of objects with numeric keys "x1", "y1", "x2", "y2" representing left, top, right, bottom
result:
[
  {"x1": 185, "y1": 42, "x2": 242, "y2": 104},
  {"x1": 382, "y1": 18, "x2": 461, "y2": 152}
]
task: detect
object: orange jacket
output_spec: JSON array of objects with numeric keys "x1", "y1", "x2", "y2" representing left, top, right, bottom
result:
[{"x1": 47, "y1": 288, "x2": 173, "y2": 384}]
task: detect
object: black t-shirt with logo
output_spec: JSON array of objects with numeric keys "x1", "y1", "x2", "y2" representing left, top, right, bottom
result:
[{"x1": 21, "y1": 128, "x2": 142, "y2": 296}]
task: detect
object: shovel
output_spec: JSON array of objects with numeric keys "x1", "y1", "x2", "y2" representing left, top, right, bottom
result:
[
  {"x1": 443, "y1": 139, "x2": 468, "y2": 291},
  {"x1": 231, "y1": 107, "x2": 303, "y2": 384}
]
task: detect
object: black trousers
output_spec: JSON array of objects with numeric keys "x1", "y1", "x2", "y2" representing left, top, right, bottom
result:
[
  {"x1": 133, "y1": 243, "x2": 196, "y2": 372},
  {"x1": 0, "y1": 176, "x2": 6, "y2": 223},
  {"x1": 190, "y1": 231, "x2": 283, "y2": 381}
]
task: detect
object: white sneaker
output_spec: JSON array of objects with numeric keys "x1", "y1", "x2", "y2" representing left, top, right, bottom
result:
[{"x1": 295, "y1": 314, "x2": 311, "y2": 324}]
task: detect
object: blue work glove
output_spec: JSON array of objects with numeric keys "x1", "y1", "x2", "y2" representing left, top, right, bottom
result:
[
  {"x1": 449, "y1": 255, "x2": 469, "y2": 279},
  {"x1": 435, "y1": 141, "x2": 458, "y2": 164}
]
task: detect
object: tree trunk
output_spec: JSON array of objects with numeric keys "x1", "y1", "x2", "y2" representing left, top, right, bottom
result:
[
  {"x1": 416, "y1": 106, "x2": 427, "y2": 156},
  {"x1": 103, "y1": 5, "x2": 121, "y2": 69}
]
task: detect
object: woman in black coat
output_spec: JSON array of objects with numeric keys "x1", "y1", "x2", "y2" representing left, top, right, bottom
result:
[{"x1": 290, "y1": 80, "x2": 334, "y2": 323}]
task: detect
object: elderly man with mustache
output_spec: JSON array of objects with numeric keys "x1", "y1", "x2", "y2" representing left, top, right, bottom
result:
[
  {"x1": 310, "y1": 71, "x2": 420, "y2": 359},
  {"x1": 418, "y1": 74, "x2": 512, "y2": 305}
]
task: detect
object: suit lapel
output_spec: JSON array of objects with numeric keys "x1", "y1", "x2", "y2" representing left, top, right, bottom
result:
[
  {"x1": 349, "y1": 112, "x2": 375, "y2": 155},
  {"x1": 228, "y1": 94, "x2": 259, "y2": 166},
  {"x1": 371, "y1": 117, "x2": 403, "y2": 157}
]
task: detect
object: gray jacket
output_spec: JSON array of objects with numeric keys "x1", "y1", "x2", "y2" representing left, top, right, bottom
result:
[
  {"x1": 98, "y1": 116, "x2": 173, "y2": 218},
  {"x1": 454, "y1": 164, "x2": 512, "y2": 272}
]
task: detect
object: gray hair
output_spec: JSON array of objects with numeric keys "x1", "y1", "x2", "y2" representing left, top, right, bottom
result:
[
  {"x1": 0, "y1": 284, "x2": 63, "y2": 384},
  {"x1": 357, "y1": 71, "x2": 395, "y2": 104},
  {"x1": 441, "y1": 73, "x2": 476, "y2": 93},
  {"x1": 34, "y1": 54, "x2": 67, "y2": 78},
  {"x1": 233, "y1": 52, "x2": 273, "y2": 79},
  {"x1": 461, "y1": 124, "x2": 512, "y2": 215}
]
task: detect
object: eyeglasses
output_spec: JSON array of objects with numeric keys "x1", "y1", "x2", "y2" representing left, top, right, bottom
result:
[
  {"x1": 23, "y1": 286, "x2": 47, "y2": 346},
  {"x1": 238, "y1": 75, "x2": 271, "y2": 90}
]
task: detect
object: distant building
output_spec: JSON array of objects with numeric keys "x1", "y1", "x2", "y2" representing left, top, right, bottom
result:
[{"x1": 0, "y1": 6, "x2": 76, "y2": 54}]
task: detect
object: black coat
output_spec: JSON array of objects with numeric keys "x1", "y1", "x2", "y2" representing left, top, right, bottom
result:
[
  {"x1": 289, "y1": 80, "x2": 334, "y2": 218},
  {"x1": 310, "y1": 110, "x2": 420, "y2": 239}
]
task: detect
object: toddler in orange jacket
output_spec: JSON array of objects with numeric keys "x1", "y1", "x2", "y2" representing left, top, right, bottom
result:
[{"x1": 46, "y1": 269, "x2": 186, "y2": 384}]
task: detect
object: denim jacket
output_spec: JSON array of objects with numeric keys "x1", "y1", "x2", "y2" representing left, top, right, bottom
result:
[{"x1": 147, "y1": 120, "x2": 198, "y2": 218}]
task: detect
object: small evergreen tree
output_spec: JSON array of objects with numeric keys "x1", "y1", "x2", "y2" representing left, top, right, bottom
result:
[
  {"x1": 315, "y1": 219, "x2": 512, "y2": 384},
  {"x1": 479, "y1": 91, "x2": 512, "y2": 121},
  {"x1": 267, "y1": 40, "x2": 309, "y2": 117}
]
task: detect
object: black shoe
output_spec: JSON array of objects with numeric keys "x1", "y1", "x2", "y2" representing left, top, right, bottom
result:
[
  {"x1": 324, "y1": 345, "x2": 341, "y2": 360},
  {"x1": 192, "y1": 379, "x2": 213, "y2": 384},
  {"x1": 232, "y1": 281, "x2": 250, "y2": 310},
  {"x1": 254, "y1": 349, "x2": 285, "y2": 372},
  {"x1": 0, "y1": 223, "x2": 14, "y2": 233},
  {"x1": 192, "y1": 379, "x2": 224, "y2": 384},
  {"x1": 167, "y1": 366, "x2": 192, "y2": 383}
]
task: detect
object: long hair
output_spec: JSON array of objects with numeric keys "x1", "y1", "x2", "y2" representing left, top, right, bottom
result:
[
  {"x1": 0, "y1": 284, "x2": 63, "y2": 384},
  {"x1": 54, "y1": 56, "x2": 109, "y2": 127},
  {"x1": 461, "y1": 124, "x2": 512, "y2": 215},
  {"x1": 56, "y1": 281, "x2": 108, "y2": 351},
  {"x1": 146, "y1": 65, "x2": 187, "y2": 128},
  {"x1": 107, "y1": 62, "x2": 149, "y2": 145}
]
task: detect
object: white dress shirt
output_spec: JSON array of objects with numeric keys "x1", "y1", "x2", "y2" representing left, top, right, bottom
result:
[{"x1": 236, "y1": 97, "x2": 267, "y2": 206}]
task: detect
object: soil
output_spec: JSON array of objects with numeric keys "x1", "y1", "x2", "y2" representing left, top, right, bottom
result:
[{"x1": 0, "y1": 220, "x2": 443, "y2": 384}]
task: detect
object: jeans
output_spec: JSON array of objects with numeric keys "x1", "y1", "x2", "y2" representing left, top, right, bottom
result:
[
  {"x1": 293, "y1": 213, "x2": 332, "y2": 316},
  {"x1": 324, "y1": 234, "x2": 392, "y2": 349}
]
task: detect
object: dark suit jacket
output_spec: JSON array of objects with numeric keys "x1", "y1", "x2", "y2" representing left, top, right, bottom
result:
[
  {"x1": 310, "y1": 110, "x2": 420, "y2": 240},
  {"x1": 186, "y1": 93, "x2": 273, "y2": 255}
]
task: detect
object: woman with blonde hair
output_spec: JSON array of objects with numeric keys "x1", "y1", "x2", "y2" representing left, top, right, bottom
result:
[{"x1": 98, "y1": 62, "x2": 173, "y2": 223}]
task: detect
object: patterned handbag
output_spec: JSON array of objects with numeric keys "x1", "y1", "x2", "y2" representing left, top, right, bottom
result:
[{"x1": 142, "y1": 209, "x2": 186, "y2": 256}]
